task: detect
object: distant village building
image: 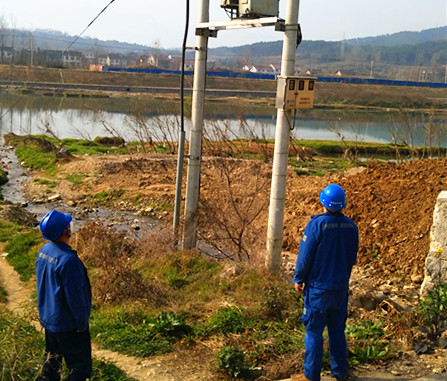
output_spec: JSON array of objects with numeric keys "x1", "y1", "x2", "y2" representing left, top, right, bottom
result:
[
  {"x1": 182, "y1": 59, "x2": 194, "y2": 71},
  {"x1": 41, "y1": 49, "x2": 64, "y2": 66},
  {"x1": 83, "y1": 51, "x2": 96, "y2": 64},
  {"x1": 97, "y1": 53, "x2": 126, "y2": 67},
  {"x1": 63, "y1": 51, "x2": 83, "y2": 68},
  {"x1": 242, "y1": 64, "x2": 272, "y2": 74},
  {"x1": 270, "y1": 64, "x2": 281, "y2": 75},
  {"x1": 242, "y1": 64, "x2": 301, "y2": 75},
  {"x1": 0, "y1": 47, "x2": 13, "y2": 62}
]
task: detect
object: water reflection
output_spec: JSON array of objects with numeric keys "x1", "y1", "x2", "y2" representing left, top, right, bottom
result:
[{"x1": 0, "y1": 94, "x2": 446, "y2": 147}]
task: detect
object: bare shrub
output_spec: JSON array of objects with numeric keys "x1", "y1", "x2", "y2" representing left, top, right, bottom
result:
[
  {"x1": 198, "y1": 157, "x2": 270, "y2": 262},
  {"x1": 202, "y1": 116, "x2": 273, "y2": 163},
  {"x1": 74, "y1": 223, "x2": 166, "y2": 305},
  {"x1": 327, "y1": 121, "x2": 363, "y2": 162},
  {"x1": 125, "y1": 105, "x2": 181, "y2": 154}
]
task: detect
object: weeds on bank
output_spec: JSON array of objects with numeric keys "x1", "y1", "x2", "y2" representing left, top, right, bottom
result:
[
  {"x1": 94, "y1": 188, "x2": 126, "y2": 202},
  {"x1": 0, "y1": 219, "x2": 21, "y2": 241},
  {"x1": 0, "y1": 309, "x2": 138, "y2": 380},
  {"x1": 0, "y1": 284, "x2": 7, "y2": 303},
  {"x1": 0, "y1": 309, "x2": 45, "y2": 380},
  {"x1": 346, "y1": 320, "x2": 395, "y2": 365},
  {"x1": 418, "y1": 282, "x2": 447, "y2": 344}
]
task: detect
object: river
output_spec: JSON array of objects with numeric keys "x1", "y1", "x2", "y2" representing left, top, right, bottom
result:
[{"x1": 1, "y1": 93, "x2": 446, "y2": 147}]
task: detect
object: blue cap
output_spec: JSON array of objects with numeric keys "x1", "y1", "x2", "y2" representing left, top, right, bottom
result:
[
  {"x1": 319, "y1": 184, "x2": 347, "y2": 211},
  {"x1": 40, "y1": 210, "x2": 72, "y2": 240}
]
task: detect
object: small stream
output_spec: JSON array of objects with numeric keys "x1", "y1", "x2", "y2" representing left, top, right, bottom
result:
[{"x1": 0, "y1": 142, "x2": 159, "y2": 237}]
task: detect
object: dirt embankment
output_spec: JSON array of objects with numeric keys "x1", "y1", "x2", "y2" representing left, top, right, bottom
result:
[{"x1": 23, "y1": 154, "x2": 447, "y2": 286}]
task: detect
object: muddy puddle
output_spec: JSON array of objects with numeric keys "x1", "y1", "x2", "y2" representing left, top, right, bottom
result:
[{"x1": 0, "y1": 142, "x2": 158, "y2": 237}]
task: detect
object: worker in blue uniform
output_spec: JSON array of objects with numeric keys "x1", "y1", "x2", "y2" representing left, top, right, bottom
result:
[
  {"x1": 292, "y1": 184, "x2": 358, "y2": 381},
  {"x1": 35, "y1": 210, "x2": 92, "y2": 381}
]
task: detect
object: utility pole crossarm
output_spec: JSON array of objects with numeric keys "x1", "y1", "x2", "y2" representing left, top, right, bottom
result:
[{"x1": 196, "y1": 16, "x2": 284, "y2": 34}]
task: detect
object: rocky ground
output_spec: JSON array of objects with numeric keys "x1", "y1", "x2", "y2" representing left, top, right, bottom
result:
[{"x1": 2, "y1": 151, "x2": 447, "y2": 379}]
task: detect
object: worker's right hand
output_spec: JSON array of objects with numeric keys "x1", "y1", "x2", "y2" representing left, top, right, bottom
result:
[{"x1": 294, "y1": 283, "x2": 304, "y2": 294}]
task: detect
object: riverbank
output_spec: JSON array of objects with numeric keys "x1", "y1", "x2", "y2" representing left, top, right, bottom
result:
[{"x1": 1, "y1": 65, "x2": 446, "y2": 112}]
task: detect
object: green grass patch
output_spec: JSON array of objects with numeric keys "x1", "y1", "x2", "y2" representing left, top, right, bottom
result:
[
  {"x1": 0, "y1": 219, "x2": 21, "y2": 241},
  {"x1": 202, "y1": 307, "x2": 250, "y2": 336},
  {"x1": 65, "y1": 173, "x2": 88, "y2": 186},
  {"x1": 62, "y1": 138, "x2": 127, "y2": 155},
  {"x1": 291, "y1": 156, "x2": 366, "y2": 176},
  {"x1": 0, "y1": 309, "x2": 45, "y2": 380},
  {"x1": 15, "y1": 145, "x2": 57, "y2": 173},
  {"x1": 33, "y1": 178, "x2": 58, "y2": 188},
  {"x1": 94, "y1": 188, "x2": 126, "y2": 201},
  {"x1": 91, "y1": 308, "x2": 192, "y2": 357},
  {"x1": 5, "y1": 228, "x2": 43, "y2": 282}
]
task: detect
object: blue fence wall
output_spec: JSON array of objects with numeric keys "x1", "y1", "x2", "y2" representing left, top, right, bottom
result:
[{"x1": 102, "y1": 67, "x2": 447, "y2": 89}]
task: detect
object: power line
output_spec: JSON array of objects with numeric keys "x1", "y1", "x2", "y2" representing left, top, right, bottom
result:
[{"x1": 63, "y1": 0, "x2": 117, "y2": 54}]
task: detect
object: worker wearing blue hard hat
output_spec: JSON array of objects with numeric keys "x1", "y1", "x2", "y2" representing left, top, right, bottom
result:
[
  {"x1": 292, "y1": 184, "x2": 358, "y2": 381},
  {"x1": 36, "y1": 210, "x2": 92, "y2": 381}
]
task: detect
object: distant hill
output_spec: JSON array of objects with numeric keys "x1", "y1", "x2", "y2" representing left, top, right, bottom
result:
[
  {"x1": 208, "y1": 27, "x2": 447, "y2": 67},
  {"x1": 1, "y1": 26, "x2": 445, "y2": 70},
  {"x1": 1, "y1": 28, "x2": 175, "y2": 55},
  {"x1": 346, "y1": 26, "x2": 447, "y2": 46},
  {"x1": 210, "y1": 26, "x2": 446, "y2": 56},
  {"x1": 31, "y1": 29, "x2": 153, "y2": 53}
]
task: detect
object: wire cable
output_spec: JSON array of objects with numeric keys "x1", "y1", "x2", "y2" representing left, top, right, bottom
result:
[
  {"x1": 180, "y1": 0, "x2": 190, "y2": 134},
  {"x1": 173, "y1": 0, "x2": 190, "y2": 235},
  {"x1": 63, "y1": 0, "x2": 116, "y2": 53}
]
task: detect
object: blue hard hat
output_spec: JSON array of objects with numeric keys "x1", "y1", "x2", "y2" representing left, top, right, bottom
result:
[
  {"x1": 40, "y1": 210, "x2": 72, "y2": 241},
  {"x1": 319, "y1": 184, "x2": 347, "y2": 211}
]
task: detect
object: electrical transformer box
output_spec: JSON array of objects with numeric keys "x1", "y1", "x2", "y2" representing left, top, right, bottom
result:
[
  {"x1": 276, "y1": 76, "x2": 316, "y2": 110},
  {"x1": 239, "y1": 0, "x2": 279, "y2": 17}
]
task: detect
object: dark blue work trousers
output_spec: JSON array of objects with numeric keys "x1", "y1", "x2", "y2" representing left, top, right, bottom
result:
[
  {"x1": 37, "y1": 329, "x2": 92, "y2": 381},
  {"x1": 301, "y1": 286, "x2": 349, "y2": 381}
]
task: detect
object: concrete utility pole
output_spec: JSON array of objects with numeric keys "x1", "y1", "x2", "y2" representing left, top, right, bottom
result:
[
  {"x1": 182, "y1": 0, "x2": 209, "y2": 250},
  {"x1": 265, "y1": 0, "x2": 300, "y2": 274}
]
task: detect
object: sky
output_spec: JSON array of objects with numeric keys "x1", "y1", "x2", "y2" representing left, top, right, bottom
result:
[{"x1": 0, "y1": 0, "x2": 446, "y2": 50}]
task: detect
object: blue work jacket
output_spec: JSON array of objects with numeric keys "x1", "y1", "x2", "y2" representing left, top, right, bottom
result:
[
  {"x1": 36, "y1": 241, "x2": 91, "y2": 333},
  {"x1": 293, "y1": 211, "x2": 358, "y2": 291}
]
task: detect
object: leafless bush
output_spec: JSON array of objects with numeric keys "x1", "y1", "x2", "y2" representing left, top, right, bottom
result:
[
  {"x1": 237, "y1": 115, "x2": 272, "y2": 162},
  {"x1": 328, "y1": 121, "x2": 356, "y2": 161},
  {"x1": 125, "y1": 105, "x2": 181, "y2": 154},
  {"x1": 198, "y1": 157, "x2": 270, "y2": 262},
  {"x1": 391, "y1": 108, "x2": 447, "y2": 161},
  {"x1": 96, "y1": 110, "x2": 128, "y2": 148},
  {"x1": 202, "y1": 118, "x2": 241, "y2": 157}
]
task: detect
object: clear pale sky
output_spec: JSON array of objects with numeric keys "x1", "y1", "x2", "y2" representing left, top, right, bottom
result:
[{"x1": 0, "y1": 0, "x2": 446, "y2": 50}]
